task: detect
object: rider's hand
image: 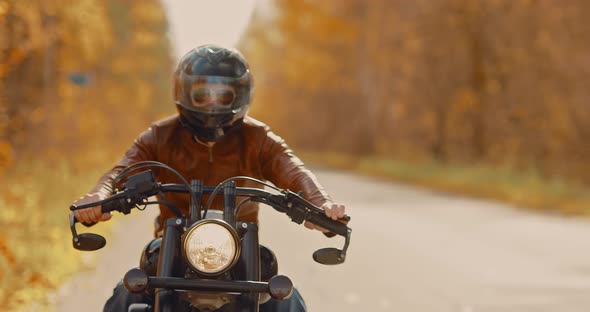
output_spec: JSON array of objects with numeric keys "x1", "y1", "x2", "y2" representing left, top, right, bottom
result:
[
  {"x1": 72, "y1": 193, "x2": 112, "y2": 225},
  {"x1": 304, "y1": 202, "x2": 346, "y2": 233}
]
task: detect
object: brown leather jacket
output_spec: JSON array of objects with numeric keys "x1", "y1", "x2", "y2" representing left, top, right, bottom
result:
[{"x1": 90, "y1": 115, "x2": 332, "y2": 232}]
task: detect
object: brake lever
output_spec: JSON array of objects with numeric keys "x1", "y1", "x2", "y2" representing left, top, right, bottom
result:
[
  {"x1": 285, "y1": 191, "x2": 351, "y2": 223},
  {"x1": 69, "y1": 192, "x2": 126, "y2": 211},
  {"x1": 280, "y1": 191, "x2": 352, "y2": 265}
]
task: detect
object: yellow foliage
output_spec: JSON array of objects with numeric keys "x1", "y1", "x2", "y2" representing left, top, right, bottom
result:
[
  {"x1": 0, "y1": 161, "x2": 117, "y2": 311},
  {"x1": 59, "y1": 0, "x2": 113, "y2": 64},
  {"x1": 0, "y1": 0, "x2": 173, "y2": 310},
  {"x1": 7, "y1": 48, "x2": 25, "y2": 64},
  {"x1": 132, "y1": 31, "x2": 162, "y2": 47},
  {"x1": 486, "y1": 79, "x2": 501, "y2": 95},
  {"x1": 131, "y1": 2, "x2": 167, "y2": 24},
  {"x1": 0, "y1": 63, "x2": 7, "y2": 76},
  {"x1": 451, "y1": 88, "x2": 479, "y2": 114},
  {"x1": 0, "y1": 140, "x2": 13, "y2": 173},
  {"x1": 242, "y1": 0, "x2": 590, "y2": 182},
  {"x1": 0, "y1": 1, "x2": 9, "y2": 17}
]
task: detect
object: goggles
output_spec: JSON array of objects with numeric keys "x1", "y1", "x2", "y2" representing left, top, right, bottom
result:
[{"x1": 191, "y1": 87, "x2": 236, "y2": 108}]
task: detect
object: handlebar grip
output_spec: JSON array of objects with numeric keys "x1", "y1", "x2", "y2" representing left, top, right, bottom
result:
[
  {"x1": 69, "y1": 194, "x2": 130, "y2": 227},
  {"x1": 291, "y1": 193, "x2": 350, "y2": 223},
  {"x1": 70, "y1": 193, "x2": 130, "y2": 213},
  {"x1": 305, "y1": 213, "x2": 349, "y2": 237},
  {"x1": 70, "y1": 200, "x2": 110, "y2": 211},
  {"x1": 101, "y1": 197, "x2": 128, "y2": 213}
]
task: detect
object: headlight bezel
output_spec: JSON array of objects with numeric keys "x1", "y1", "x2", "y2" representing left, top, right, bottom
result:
[{"x1": 182, "y1": 218, "x2": 241, "y2": 276}]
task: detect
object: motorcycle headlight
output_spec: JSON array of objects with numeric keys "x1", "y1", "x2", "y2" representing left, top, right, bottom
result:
[{"x1": 183, "y1": 219, "x2": 240, "y2": 275}]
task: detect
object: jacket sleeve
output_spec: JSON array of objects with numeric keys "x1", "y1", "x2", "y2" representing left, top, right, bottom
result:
[
  {"x1": 89, "y1": 126, "x2": 157, "y2": 197},
  {"x1": 259, "y1": 127, "x2": 333, "y2": 208}
]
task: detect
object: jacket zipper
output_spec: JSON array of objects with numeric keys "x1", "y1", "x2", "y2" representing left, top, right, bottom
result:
[
  {"x1": 208, "y1": 145, "x2": 213, "y2": 163},
  {"x1": 202, "y1": 141, "x2": 213, "y2": 216},
  {"x1": 194, "y1": 136, "x2": 214, "y2": 184}
]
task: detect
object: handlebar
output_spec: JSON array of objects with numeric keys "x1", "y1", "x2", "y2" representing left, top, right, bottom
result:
[{"x1": 70, "y1": 181, "x2": 351, "y2": 237}]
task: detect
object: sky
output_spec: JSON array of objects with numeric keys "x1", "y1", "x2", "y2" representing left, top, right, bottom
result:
[{"x1": 160, "y1": 0, "x2": 260, "y2": 59}]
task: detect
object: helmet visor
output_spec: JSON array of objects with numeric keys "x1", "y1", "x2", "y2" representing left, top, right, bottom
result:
[
  {"x1": 191, "y1": 86, "x2": 236, "y2": 110},
  {"x1": 177, "y1": 75, "x2": 248, "y2": 115}
]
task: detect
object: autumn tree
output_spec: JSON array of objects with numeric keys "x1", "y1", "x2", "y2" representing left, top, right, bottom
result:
[
  {"x1": 0, "y1": 1, "x2": 173, "y2": 308},
  {"x1": 241, "y1": 0, "x2": 590, "y2": 183}
]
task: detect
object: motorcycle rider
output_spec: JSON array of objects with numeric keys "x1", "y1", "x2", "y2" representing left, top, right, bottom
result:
[{"x1": 72, "y1": 44, "x2": 346, "y2": 312}]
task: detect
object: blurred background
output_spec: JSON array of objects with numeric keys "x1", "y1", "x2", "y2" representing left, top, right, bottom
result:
[{"x1": 1, "y1": 0, "x2": 590, "y2": 311}]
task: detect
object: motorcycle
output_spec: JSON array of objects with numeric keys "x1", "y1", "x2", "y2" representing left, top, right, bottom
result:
[{"x1": 69, "y1": 161, "x2": 352, "y2": 312}]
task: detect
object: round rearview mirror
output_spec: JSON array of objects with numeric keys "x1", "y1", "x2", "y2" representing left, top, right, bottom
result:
[
  {"x1": 73, "y1": 233, "x2": 106, "y2": 251},
  {"x1": 312, "y1": 248, "x2": 345, "y2": 265}
]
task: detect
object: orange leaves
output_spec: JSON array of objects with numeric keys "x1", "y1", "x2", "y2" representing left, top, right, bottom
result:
[
  {"x1": 0, "y1": 235, "x2": 16, "y2": 269},
  {"x1": 0, "y1": 48, "x2": 26, "y2": 78},
  {"x1": 0, "y1": 235, "x2": 16, "y2": 297},
  {"x1": 27, "y1": 271, "x2": 53, "y2": 288},
  {"x1": 1, "y1": 0, "x2": 171, "y2": 296},
  {"x1": 0, "y1": 1, "x2": 173, "y2": 310},
  {"x1": 131, "y1": 1, "x2": 167, "y2": 25},
  {"x1": 0, "y1": 141, "x2": 13, "y2": 174},
  {"x1": 0, "y1": 2, "x2": 9, "y2": 17},
  {"x1": 58, "y1": 0, "x2": 113, "y2": 65},
  {"x1": 451, "y1": 88, "x2": 479, "y2": 114},
  {"x1": 242, "y1": 0, "x2": 590, "y2": 182},
  {"x1": 1, "y1": 0, "x2": 173, "y2": 163},
  {"x1": 132, "y1": 31, "x2": 162, "y2": 47}
]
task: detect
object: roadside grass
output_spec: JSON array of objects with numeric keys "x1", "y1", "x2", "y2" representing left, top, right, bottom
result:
[
  {"x1": 0, "y1": 161, "x2": 113, "y2": 312},
  {"x1": 299, "y1": 152, "x2": 590, "y2": 216}
]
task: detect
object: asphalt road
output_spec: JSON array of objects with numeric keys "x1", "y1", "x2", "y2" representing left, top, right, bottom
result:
[{"x1": 50, "y1": 168, "x2": 590, "y2": 311}]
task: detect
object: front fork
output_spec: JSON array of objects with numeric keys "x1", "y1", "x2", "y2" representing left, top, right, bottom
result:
[
  {"x1": 154, "y1": 218, "x2": 182, "y2": 312},
  {"x1": 237, "y1": 222, "x2": 261, "y2": 311}
]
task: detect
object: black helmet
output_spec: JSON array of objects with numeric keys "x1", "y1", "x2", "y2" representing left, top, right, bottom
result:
[{"x1": 174, "y1": 45, "x2": 254, "y2": 142}]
